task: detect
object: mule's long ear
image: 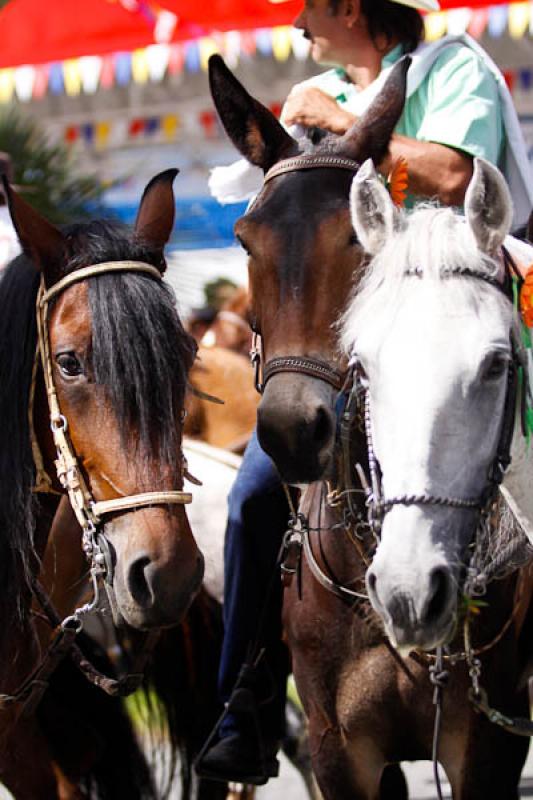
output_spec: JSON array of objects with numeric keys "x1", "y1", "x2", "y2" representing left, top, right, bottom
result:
[
  {"x1": 208, "y1": 54, "x2": 297, "y2": 171},
  {"x1": 465, "y1": 158, "x2": 512, "y2": 256},
  {"x1": 338, "y1": 57, "x2": 410, "y2": 165},
  {"x1": 350, "y1": 159, "x2": 395, "y2": 255},
  {"x1": 135, "y1": 168, "x2": 178, "y2": 264},
  {"x1": 2, "y1": 175, "x2": 66, "y2": 283}
]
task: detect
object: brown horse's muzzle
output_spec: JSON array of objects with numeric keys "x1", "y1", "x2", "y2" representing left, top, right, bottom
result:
[
  {"x1": 257, "y1": 373, "x2": 337, "y2": 483},
  {"x1": 103, "y1": 507, "x2": 204, "y2": 630}
]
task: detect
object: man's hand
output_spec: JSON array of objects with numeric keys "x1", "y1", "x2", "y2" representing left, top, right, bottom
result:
[{"x1": 281, "y1": 86, "x2": 356, "y2": 135}]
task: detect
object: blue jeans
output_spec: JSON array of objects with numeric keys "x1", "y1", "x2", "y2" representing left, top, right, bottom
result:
[{"x1": 219, "y1": 430, "x2": 289, "y2": 740}]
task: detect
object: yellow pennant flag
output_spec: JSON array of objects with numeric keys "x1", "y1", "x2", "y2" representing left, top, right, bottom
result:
[
  {"x1": 162, "y1": 114, "x2": 180, "y2": 140},
  {"x1": 132, "y1": 49, "x2": 149, "y2": 84},
  {"x1": 508, "y1": 2, "x2": 530, "y2": 39},
  {"x1": 95, "y1": 121, "x2": 111, "y2": 149},
  {"x1": 424, "y1": 11, "x2": 448, "y2": 42},
  {"x1": 272, "y1": 27, "x2": 292, "y2": 62},
  {"x1": 63, "y1": 60, "x2": 82, "y2": 97},
  {"x1": 0, "y1": 70, "x2": 15, "y2": 104},
  {"x1": 199, "y1": 38, "x2": 219, "y2": 72}
]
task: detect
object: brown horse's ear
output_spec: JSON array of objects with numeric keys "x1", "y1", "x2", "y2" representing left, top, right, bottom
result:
[
  {"x1": 134, "y1": 169, "x2": 178, "y2": 263},
  {"x1": 208, "y1": 54, "x2": 297, "y2": 171},
  {"x1": 2, "y1": 175, "x2": 66, "y2": 283},
  {"x1": 337, "y1": 56, "x2": 410, "y2": 166}
]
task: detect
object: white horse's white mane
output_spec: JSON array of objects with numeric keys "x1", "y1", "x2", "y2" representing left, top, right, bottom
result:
[{"x1": 340, "y1": 204, "x2": 509, "y2": 355}]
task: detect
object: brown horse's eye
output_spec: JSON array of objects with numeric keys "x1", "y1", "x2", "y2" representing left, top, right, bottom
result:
[
  {"x1": 56, "y1": 352, "x2": 84, "y2": 378},
  {"x1": 236, "y1": 234, "x2": 250, "y2": 255}
]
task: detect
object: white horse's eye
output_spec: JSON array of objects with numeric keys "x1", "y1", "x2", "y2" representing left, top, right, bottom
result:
[{"x1": 482, "y1": 353, "x2": 509, "y2": 382}]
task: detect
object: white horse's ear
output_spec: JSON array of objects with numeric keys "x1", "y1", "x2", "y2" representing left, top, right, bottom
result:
[
  {"x1": 464, "y1": 158, "x2": 513, "y2": 256},
  {"x1": 350, "y1": 159, "x2": 395, "y2": 255}
]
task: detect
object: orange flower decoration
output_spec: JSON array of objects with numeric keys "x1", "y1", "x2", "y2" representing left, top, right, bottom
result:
[
  {"x1": 520, "y1": 265, "x2": 533, "y2": 327},
  {"x1": 387, "y1": 156, "x2": 409, "y2": 207}
]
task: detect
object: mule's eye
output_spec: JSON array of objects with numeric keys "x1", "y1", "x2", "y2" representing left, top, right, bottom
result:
[
  {"x1": 56, "y1": 352, "x2": 83, "y2": 378},
  {"x1": 349, "y1": 232, "x2": 359, "y2": 246},
  {"x1": 482, "y1": 354, "x2": 508, "y2": 382}
]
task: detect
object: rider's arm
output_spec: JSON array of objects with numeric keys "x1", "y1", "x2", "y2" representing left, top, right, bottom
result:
[
  {"x1": 387, "y1": 45, "x2": 504, "y2": 206},
  {"x1": 282, "y1": 46, "x2": 504, "y2": 208},
  {"x1": 379, "y1": 136, "x2": 473, "y2": 206},
  {"x1": 282, "y1": 89, "x2": 472, "y2": 204}
]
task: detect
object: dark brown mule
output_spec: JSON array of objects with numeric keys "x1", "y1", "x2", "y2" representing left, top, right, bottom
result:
[
  {"x1": 0, "y1": 172, "x2": 206, "y2": 798},
  {"x1": 209, "y1": 55, "x2": 533, "y2": 799}
]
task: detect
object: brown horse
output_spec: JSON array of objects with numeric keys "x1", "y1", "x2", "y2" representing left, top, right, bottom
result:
[
  {"x1": 0, "y1": 171, "x2": 207, "y2": 798},
  {"x1": 209, "y1": 54, "x2": 533, "y2": 800},
  {"x1": 201, "y1": 286, "x2": 252, "y2": 357},
  {"x1": 185, "y1": 345, "x2": 258, "y2": 453},
  {"x1": 185, "y1": 285, "x2": 257, "y2": 454}
]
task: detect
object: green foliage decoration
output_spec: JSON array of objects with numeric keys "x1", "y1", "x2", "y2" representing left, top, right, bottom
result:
[{"x1": 0, "y1": 107, "x2": 105, "y2": 224}]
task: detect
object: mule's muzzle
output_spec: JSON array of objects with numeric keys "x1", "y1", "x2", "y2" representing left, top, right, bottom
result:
[{"x1": 257, "y1": 374, "x2": 337, "y2": 483}]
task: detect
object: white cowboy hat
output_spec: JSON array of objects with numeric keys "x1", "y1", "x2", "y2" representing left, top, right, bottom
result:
[
  {"x1": 392, "y1": 0, "x2": 440, "y2": 10},
  {"x1": 269, "y1": 0, "x2": 440, "y2": 8}
]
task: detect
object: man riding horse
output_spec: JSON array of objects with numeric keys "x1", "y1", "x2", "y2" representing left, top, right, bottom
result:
[{"x1": 197, "y1": 0, "x2": 533, "y2": 786}]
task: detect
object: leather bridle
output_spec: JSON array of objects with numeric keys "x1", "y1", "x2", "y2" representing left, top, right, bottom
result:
[
  {"x1": 33, "y1": 260, "x2": 193, "y2": 615},
  {"x1": 1, "y1": 259, "x2": 196, "y2": 713},
  {"x1": 351, "y1": 254, "x2": 523, "y2": 538},
  {"x1": 247, "y1": 155, "x2": 359, "y2": 395},
  {"x1": 251, "y1": 332, "x2": 346, "y2": 394}
]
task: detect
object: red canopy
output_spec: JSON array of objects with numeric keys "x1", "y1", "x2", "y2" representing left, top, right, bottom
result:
[{"x1": 0, "y1": 0, "x2": 513, "y2": 69}]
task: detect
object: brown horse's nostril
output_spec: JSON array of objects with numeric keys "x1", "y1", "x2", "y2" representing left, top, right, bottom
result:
[
  {"x1": 127, "y1": 555, "x2": 154, "y2": 610},
  {"x1": 312, "y1": 405, "x2": 332, "y2": 446}
]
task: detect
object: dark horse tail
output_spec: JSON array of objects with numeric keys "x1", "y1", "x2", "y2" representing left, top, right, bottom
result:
[
  {"x1": 145, "y1": 588, "x2": 226, "y2": 800},
  {"x1": 38, "y1": 632, "x2": 157, "y2": 800}
]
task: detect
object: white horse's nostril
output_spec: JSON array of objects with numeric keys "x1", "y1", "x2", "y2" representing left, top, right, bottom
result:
[{"x1": 421, "y1": 567, "x2": 452, "y2": 627}]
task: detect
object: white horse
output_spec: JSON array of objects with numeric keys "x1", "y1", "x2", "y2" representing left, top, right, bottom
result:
[{"x1": 341, "y1": 157, "x2": 533, "y2": 652}]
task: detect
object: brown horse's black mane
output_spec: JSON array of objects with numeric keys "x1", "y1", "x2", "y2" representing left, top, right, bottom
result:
[
  {"x1": 0, "y1": 219, "x2": 196, "y2": 637},
  {"x1": 0, "y1": 254, "x2": 40, "y2": 631}
]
